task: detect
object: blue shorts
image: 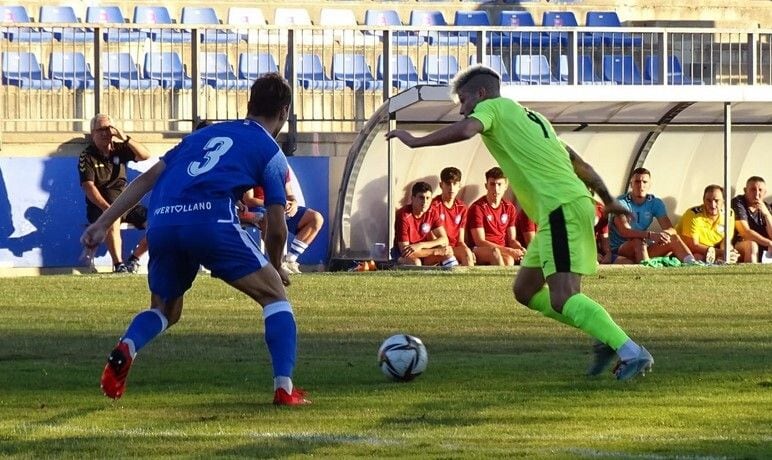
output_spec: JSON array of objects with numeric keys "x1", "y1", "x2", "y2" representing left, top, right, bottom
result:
[
  {"x1": 147, "y1": 223, "x2": 269, "y2": 302},
  {"x1": 286, "y1": 206, "x2": 307, "y2": 236}
]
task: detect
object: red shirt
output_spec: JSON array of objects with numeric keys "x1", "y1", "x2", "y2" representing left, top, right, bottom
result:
[
  {"x1": 253, "y1": 169, "x2": 291, "y2": 201},
  {"x1": 594, "y1": 200, "x2": 608, "y2": 238},
  {"x1": 394, "y1": 204, "x2": 443, "y2": 248},
  {"x1": 468, "y1": 197, "x2": 518, "y2": 247},
  {"x1": 514, "y1": 208, "x2": 537, "y2": 247},
  {"x1": 431, "y1": 195, "x2": 468, "y2": 246}
]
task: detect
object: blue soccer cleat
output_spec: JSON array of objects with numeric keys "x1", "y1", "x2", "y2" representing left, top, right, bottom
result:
[{"x1": 613, "y1": 346, "x2": 654, "y2": 381}]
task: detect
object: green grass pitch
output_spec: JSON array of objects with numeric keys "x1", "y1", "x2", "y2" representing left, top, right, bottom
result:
[{"x1": 0, "y1": 266, "x2": 770, "y2": 458}]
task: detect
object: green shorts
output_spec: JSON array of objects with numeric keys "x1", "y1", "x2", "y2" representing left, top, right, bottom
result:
[{"x1": 522, "y1": 197, "x2": 597, "y2": 277}]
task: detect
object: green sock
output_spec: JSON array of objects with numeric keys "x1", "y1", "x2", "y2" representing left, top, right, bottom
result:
[
  {"x1": 527, "y1": 288, "x2": 576, "y2": 327},
  {"x1": 562, "y1": 293, "x2": 629, "y2": 349}
]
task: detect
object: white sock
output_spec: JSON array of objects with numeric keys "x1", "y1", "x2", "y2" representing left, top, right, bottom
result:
[
  {"x1": 274, "y1": 376, "x2": 293, "y2": 394},
  {"x1": 617, "y1": 339, "x2": 642, "y2": 361},
  {"x1": 284, "y1": 253, "x2": 298, "y2": 263}
]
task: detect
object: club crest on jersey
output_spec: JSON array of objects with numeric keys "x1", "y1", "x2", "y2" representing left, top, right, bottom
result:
[
  {"x1": 420, "y1": 223, "x2": 431, "y2": 234},
  {"x1": 500, "y1": 214, "x2": 509, "y2": 224}
]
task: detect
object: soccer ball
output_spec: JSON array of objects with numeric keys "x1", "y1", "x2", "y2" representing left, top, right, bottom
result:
[{"x1": 377, "y1": 334, "x2": 428, "y2": 381}]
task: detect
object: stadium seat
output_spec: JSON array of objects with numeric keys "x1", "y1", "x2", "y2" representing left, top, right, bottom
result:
[
  {"x1": 331, "y1": 54, "x2": 384, "y2": 91},
  {"x1": 422, "y1": 55, "x2": 459, "y2": 85},
  {"x1": 542, "y1": 12, "x2": 600, "y2": 47},
  {"x1": 470, "y1": 54, "x2": 516, "y2": 85},
  {"x1": 377, "y1": 54, "x2": 429, "y2": 90},
  {"x1": 49, "y1": 52, "x2": 107, "y2": 89},
  {"x1": 559, "y1": 55, "x2": 615, "y2": 85},
  {"x1": 38, "y1": 6, "x2": 94, "y2": 42},
  {"x1": 363, "y1": 10, "x2": 422, "y2": 46},
  {"x1": 490, "y1": 11, "x2": 557, "y2": 49},
  {"x1": 133, "y1": 6, "x2": 191, "y2": 43},
  {"x1": 86, "y1": 6, "x2": 145, "y2": 43},
  {"x1": 512, "y1": 54, "x2": 562, "y2": 85},
  {"x1": 228, "y1": 7, "x2": 284, "y2": 45},
  {"x1": 585, "y1": 11, "x2": 643, "y2": 47},
  {"x1": 274, "y1": 8, "x2": 333, "y2": 46},
  {"x1": 0, "y1": 6, "x2": 54, "y2": 42},
  {"x1": 1, "y1": 52, "x2": 63, "y2": 89},
  {"x1": 181, "y1": 7, "x2": 240, "y2": 44},
  {"x1": 199, "y1": 52, "x2": 252, "y2": 90},
  {"x1": 453, "y1": 11, "x2": 490, "y2": 46},
  {"x1": 409, "y1": 10, "x2": 469, "y2": 46},
  {"x1": 144, "y1": 52, "x2": 194, "y2": 89},
  {"x1": 102, "y1": 52, "x2": 160, "y2": 89},
  {"x1": 238, "y1": 52, "x2": 279, "y2": 80},
  {"x1": 290, "y1": 53, "x2": 346, "y2": 90},
  {"x1": 320, "y1": 8, "x2": 379, "y2": 47},
  {"x1": 644, "y1": 55, "x2": 704, "y2": 85},
  {"x1": 602, "y1": 55, "x2": 650, "y2": 85}
]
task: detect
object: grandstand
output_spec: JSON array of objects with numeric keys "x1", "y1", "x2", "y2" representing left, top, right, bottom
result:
[{"x1": 1, "y1": 0, "x2": 771, "y2": 271}]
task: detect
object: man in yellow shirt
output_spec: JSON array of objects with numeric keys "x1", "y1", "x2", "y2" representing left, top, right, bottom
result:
[
  {"x1": 676, "y1": 184, "x2": 737, "y2": 264},
  {"x1": 386, "y1": 65, "x2": 653, "y2": 381}
]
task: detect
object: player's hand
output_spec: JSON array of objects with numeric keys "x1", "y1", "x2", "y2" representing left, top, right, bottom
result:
[
  {"x1": 604, "y1": 200, "x2": 632, "y2": 219},
  {"x1": 285, "y1": 199, "x2": 298, "y2": 217},
  {"x1": 401, "y1": 244, "x2": 416, "y2": 257},
  {"x1": 80, "y1": 223, "x2": 107, "y2": 262},
  {"x1": 109, "y1": 125, "x2": 127, "y2": 142},
  {"x1": 385, "y1": 130, "x2": 418, "y2": 147}
]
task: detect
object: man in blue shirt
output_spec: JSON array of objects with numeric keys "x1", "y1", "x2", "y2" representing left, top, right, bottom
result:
[
  {"x1": 81, "y1": 74, "x2": 309, "y2": 406},
  {"x1": 609, "y1": 167, "x2": 695, "y2": 264}
]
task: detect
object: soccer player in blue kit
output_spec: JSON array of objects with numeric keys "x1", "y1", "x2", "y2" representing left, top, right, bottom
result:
[{"x1": 81, "y1": 74, "x2": 310, "y2": 405}]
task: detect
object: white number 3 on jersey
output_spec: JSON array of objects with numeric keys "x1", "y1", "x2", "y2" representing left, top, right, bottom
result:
[{"x1": 187, "y1": 137, "x2": 234, "y2": 176}]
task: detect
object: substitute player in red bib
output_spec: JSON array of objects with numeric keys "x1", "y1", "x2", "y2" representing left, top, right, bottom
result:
[
  {"x1": 386, "y1": 65, "x2": 653, "y2": 381},
  {"x1": 432, "y1": 167, "x2": 474, "y2": 266}
]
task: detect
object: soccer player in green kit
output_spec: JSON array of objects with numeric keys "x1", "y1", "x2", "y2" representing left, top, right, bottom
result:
[{"x1": 386, "y1": 65, "x2": 653, "y2": 380}]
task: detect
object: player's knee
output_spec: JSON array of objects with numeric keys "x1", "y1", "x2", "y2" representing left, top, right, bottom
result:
[{"x1": 311, "y1": 210, "x2": 324, "y2": 229}]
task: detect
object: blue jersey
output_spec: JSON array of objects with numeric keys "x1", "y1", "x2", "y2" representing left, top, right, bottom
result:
[
  {"x1": 609, "y1": 193, "x2": 667, "y2": 250},
  {"x1": 148, "y1": 120, "x2": 288, "y2": 227}
]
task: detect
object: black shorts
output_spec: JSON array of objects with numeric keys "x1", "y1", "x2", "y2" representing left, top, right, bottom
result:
[{"x1": 87, "y1": 202, "x2": 147, "y2": 229}]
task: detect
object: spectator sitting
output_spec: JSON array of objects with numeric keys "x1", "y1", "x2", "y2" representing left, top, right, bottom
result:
[
  {"x1": 467, "y1": 167, "x2": 525, "y2": 266},
  {"x1": 675, "y1": 184, "x2": 738, "y2": 264},
  {"x1": 393, "y1": 181, "x2": 458, "y2": 267},
  {"x1": 79, "y1": 114, "x2": 151, "y2": 273},
  {"x1": 609, "y1": 167, "x2": 696, "y2": 265},
  {"x1": 731, "y1": 176, "x2": 772, "y2": 263},
  {"x1": 432, "y1": 167, "x2": 474, "y2": 266}
]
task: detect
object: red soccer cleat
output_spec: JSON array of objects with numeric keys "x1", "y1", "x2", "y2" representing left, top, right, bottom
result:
[
  {"x1": 100, "y1": 342, "x2": 133, "y2": 399},
  {"x1": 273, "y1": 387, "x2": 311, "y2": 406}
]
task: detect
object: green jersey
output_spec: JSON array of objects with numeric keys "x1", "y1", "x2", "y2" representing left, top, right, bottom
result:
[{"x1": 469, "y1": 97, "x2": 590, "y2": 223}]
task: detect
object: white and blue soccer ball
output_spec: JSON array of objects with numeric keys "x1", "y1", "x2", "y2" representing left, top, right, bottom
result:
[{"x1": 377, "y1": 334, "x2": 428, "y2": 381}]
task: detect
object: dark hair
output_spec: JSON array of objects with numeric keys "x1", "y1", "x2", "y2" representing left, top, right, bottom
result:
[
  {"x1": 193, "y1": 119, "x2": 213, "y2": 131},
  {"x1": 632, "y1": 167, "x2": 651, "y2": 177},
  {"x1": 247, "y1": 73, "x2": 292, "y2": 118},
  {"x1": 485, "y1": 166, "x2": 505, "y2": 181},
  {"x1": 746, "y1": 176, "x2": 766, "y2": 185},
  {"x1": 703, "y1": 184, "x2": 724, "y2": 198},
  {"x1": 440, "y1": 167, "x2": 462, "y2": 183},
  {"x1": 450, "y1": 65, "x2": 500, "y2": 97},
  {"x1": 411, "y1": 181, "x2": 433, "y2": 197}
]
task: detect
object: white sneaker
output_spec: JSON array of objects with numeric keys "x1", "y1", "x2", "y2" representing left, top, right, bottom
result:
[
  {"x1": 705, "y1": 247, "x2": 716, "y2": 265},
  {"x1": 282, "y1": 260, "x2": 302, "y2": 274}
]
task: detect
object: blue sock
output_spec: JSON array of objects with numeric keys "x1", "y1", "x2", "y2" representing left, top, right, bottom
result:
[
  {"x1": 263, "y1": 301, "x2": 297, "y2": 378},
  {"x1": 121, "y1": 309, "x2": 168, "y2": 358}
]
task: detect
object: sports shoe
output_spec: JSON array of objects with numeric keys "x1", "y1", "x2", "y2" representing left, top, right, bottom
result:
[
  {"x1": 613, "y1": 346, "x2": 654, "y2": 381},
  {"x1": 705, "y1": 247, "x2": 716, "y2": 265},
  {"x1": 100, "y1": 342, "x2": 134, "y2": 399},
  {"x1": 126, "y1": 257, "x2": 140, "y2": 274},
  {"x1": 273, "y1": 387, "x2": 311, "y2": 406},
  {"x1": 587, "y1": 340, "x2": 616, "y2": 376},
  {"x1": 113, "y1": 263, "x2": 129, "y2": 273},
  {"x1": 281, "y1": 260, "x2": 302, "y2": 274}
]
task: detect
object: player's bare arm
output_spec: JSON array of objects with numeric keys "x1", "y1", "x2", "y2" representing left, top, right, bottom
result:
[
  {"x1": 81, "y1": 181, "x2": 111, "y2": 210},
  {"x1": 385, "y1": 118, "x2": 483, "y2": 148},
  {"x1": 564, "y1": 144, "x2": 631, "y2": 219},
  {"x1": 264, "y1": 203, "x2": 290, "y2": 285}
]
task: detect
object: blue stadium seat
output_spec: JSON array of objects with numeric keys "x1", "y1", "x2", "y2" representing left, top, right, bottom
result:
[
  {"x1": 491, "y1": 11, "x2": 558, "y2": 49},
  {"x1": 200, "y1": 52, "x2": 252, "y2": 90},
  {"x1": 0, "y1": 6, "x2": 54, "y2": 42},
  {"x1": 181, "y1": 7, "x2": 240, "y2": 44},
  {"x1": 86, "y1": 6, "x2": 145, "y2": 43},
  {"x1": 542, "y1": 12, "x2": 600, "y2": 47},
  {"x1": 470, "y1": 54, "x2": 514, "y2": 85},
  {"x1": 238, "y1": 53, "x2": 278, "y2": 80},
  {"x1": 602, "y1": 55, "x2": 650, "y2": 85},
  {"x1": 39, "y1": 6, "x2": 94, "y2": 42},
  {"x1": 644, "y1": 55, "x2": 704, "y2": 85},
  {"x1": 102, "y1": 52, "x2": 159, "y2": 89},
  {"x1": 559, "y1": 55, "x2": 616, "y2": 85},
  {"x1": 363, "y1": 10, "x2": 422, "y2": 46},
  {"x1": 512, "y1": 54, "x2": 562, "y2": 85},
  {"x1": 585, "y1": 11, "x2": 643, "y2": 47},
  {"x1": 291, "y1": 54, "x2": 346, "y2": 90},
  {"x1": 133, "y1": 6, "x2": 191, "y2": 43},
  {"x1": 332, "y1": 54, "x2": 384, "y2": 91},
  {"x1": 49, "y1": 52, "x2": 107, "y2": 89},
  {"x1": 144, "y1": 52, "x2": 194, "y2": 89},
  {"x1": 409, "y1": 10, "x2": 469, "y2": 46},
  {"x1": 454, "y1": 11, "x2": 490, "y2": 46},
  {"x1": 1, "y1": 52, "x2": 63, "y2": 89},
  {"x1": 377, "y1": 54, "x2": 429, "y2": 90},
  {"x1": 422, "y1": 55, "x2": 459, "y2": 85}
]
